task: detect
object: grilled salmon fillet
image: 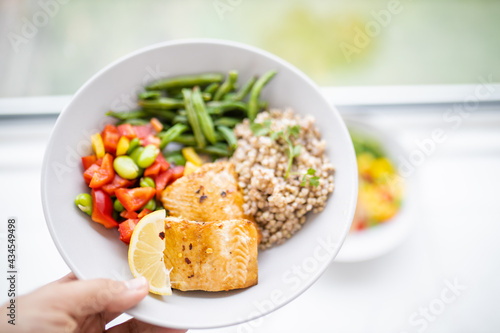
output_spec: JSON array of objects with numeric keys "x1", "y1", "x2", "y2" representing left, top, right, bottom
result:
[
  {"x1": 161, "y1": 161, "x2": 253, "y2": 222},
  {"x1": 163, "y1": 217, "x2": 259, "y2": 291}
]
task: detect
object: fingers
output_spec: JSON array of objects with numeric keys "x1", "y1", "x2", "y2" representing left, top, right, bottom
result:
[
  {"x1": 106, "y1": 318, "x2": 187, "y2": 333},
  {"x1": 58, "y1": 276, "x2": 149, "y2": 318}
]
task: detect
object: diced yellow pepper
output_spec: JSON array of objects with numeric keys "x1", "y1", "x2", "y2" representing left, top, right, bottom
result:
[
  {"x1": 91, "y1": 133, "x2": 105, "y2": 159},
  {"x1": 183, "y1": 161, "x2": 200, "y2": 176},
  {"x1": 182, "y1": 147, "x2": 203, "y2": 167},
  {"x1": 116, "y1": 136, "x2": 130, "y2": 156}
]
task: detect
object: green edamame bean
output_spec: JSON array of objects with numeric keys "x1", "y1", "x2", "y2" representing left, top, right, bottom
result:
[
  {"x1": 127, "y1": 138, "x2": 141, "y2": 155},
  {"x1": 113, "y1": 199, "x2": 125, "y2": 212},
  {"x1": 137, "y1": 144, "x2": 160, "y2": 168},
  {"x1": 129, "y1": 146, "x2": 144, "y2": 164},
  {"x1": 113, "y1": 156, "x2": 140, "y2": 180},
  {"x1": 144, "y1": 199, "x2": 156, "y2": 211},
  {"x1": 75, "y1": 193, "x2": 92, "y2": 216},
  {"x1": 140, "y1": 176, "x2": 156, "y2": 188}
]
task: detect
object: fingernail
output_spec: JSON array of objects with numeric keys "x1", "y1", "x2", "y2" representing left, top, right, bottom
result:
[{"x1": 125, "y1": 276, "x2": 147, "y2": 291}]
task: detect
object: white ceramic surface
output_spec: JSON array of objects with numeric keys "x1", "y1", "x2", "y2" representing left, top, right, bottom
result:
[
  {"x1": 335, "y1": 119, "x2": 415, "y2": 263},
  {"x1": 41, "y1": 39, "x2": 357, "y2": 329}
]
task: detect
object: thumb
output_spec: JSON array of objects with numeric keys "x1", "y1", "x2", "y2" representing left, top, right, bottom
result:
[{"x1": 58, "y1": 276, "x2": 149, "y2": 318}]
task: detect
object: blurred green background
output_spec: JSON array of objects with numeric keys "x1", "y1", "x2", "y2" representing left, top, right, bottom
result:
[{"x1": 1, "y1": 0, "x2": 499, "y2": 97}]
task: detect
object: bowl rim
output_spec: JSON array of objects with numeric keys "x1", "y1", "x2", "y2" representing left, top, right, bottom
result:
[{"x1": 41, "y1": 38, "x2": 357, "y2": 329}]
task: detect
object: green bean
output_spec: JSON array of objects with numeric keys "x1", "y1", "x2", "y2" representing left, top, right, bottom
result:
[
  {"x1": 129, "y1": 146, "x2": 145, "y2": 165},
  {"x1": 137, "y1": 144, "x2": 160, "y2": 168},
  {"x1": 75, "y1": 193, "x2": 92, "y2": 216},
  {"x1": 172, "y1": 115, "x2": 189, "y2": 125},
  {"x1": 106, "y1": 110, "x2": 148, "y2": 120},
  {"x1": 182, "y1": 89, "x2": 206, "y2": 148},
  {"x1": 113, "y1": 156, "x2": 140, "y2": 179},
  {"x1": 206, "y1": 101, "x2": 248, "y2": 113},
  {"x1": 138, "y1": 91, "x2": 161, "y2": 100},
  {"x1": 165, "y1": 152, "x2": 186, "y2": 166},
  {"x1": 206, "y1": 108, "x2": 222, "y2": 116},
  {"x1": 140, "y1": 176, "x2": 156, "y2": 188},
  {"x1": 158, "y1": 123, "x2": 189, "y2": 149},
  {"x1": 127, "y1": 138, "x2": 141, "y2": 155},
  {"x1": 214, "y1": 117, "x2": 242, "y2": 128},
  {"x1": 217, "y1": 125, "x2": 238, "y2": 150},
  {"x1": 142, "y1": 109, "x2": 177, "y2": 121},
  {"x1": 173, "y1": 134, "x2": 196, "y2": 146},
  {"x1": 214, "y1": 132, "x2": 224, "y2": 141},
  {"x1": 214, "y1": 70, "x2": 238, "y2": 101},
  {"x1": 204, "y1": 83, "x2": 219, "y2": 95},
  {"x1": 222, "y1": 93, "x2": 236, "y2": 101},
  {"x1": 192, "y1": 87, "x2": 217, "y2": 144},
  {"x1": 231, "y1": 75, "x2": 257, "y2": 101},
  {"x1": 146, "y1": 73, "x2": 224, "y2": 91},
  {"x1": 139, "y1": 98, "x2": 184, "y2": 110},
  {"x1": 144, "y1": 198, "x2": 156, "y2": 211},
  {"x1": 116, "y1": 118, "x2": 150, "y2": 126},
  {"x1": 196, "y1": 143, "x2": 232, "y2": 157},
  {"x1": 164, "y1": 149, "x2": 183, "y2": 157},
  {"x1": 113, "y1": 199, "x2": 125, "y2": 213},
  {"x1": 248, "y1": 70, "x2": 277, "y2": 121}
]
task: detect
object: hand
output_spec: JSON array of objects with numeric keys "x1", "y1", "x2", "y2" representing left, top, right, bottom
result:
[{"x1": 0, "y1": 273, "x2": 186, "y2": 333}]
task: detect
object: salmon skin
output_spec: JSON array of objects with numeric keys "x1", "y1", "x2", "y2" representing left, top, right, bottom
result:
[{"x1": 163, "y1": 217, "x2": 259, "y2": 291}]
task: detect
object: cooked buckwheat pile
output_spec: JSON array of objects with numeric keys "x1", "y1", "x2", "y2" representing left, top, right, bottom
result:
[{"x1": 231, "y1": 109, "x2": 335, "y2": 249}]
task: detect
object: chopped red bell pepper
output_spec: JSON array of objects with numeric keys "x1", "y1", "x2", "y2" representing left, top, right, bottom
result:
[
  {"x1": 144, "y1": 154, "x2": 170, "y2": 177},
  {"x1": 133, "y1": 124, "x2": 155, "y2": 140},
  {"x1": 118, "y1": 218, "x2": 139, "y2": 244},
  {"x1": 101, "y1": 174, "x2": 135, "y2": 197},
  {"x1": 81, "y1": 155, "x2": 97, "y2": 170},
  {"x1": 155, "y1": 169, "x2": 173, "y2": 200},
  {"x1": 101, "y1": 124, "x2": 120, "y2": 154},
  {"x1": 115, "y1": 187, "x2": 156, "y2": 212},
  {"x1": 120, "y1": 210, "x2": 138, "y2": 220},
  {"x1": 89, "y1": 153, "x2": 115, "y2": 189},
  {"x1": 144, "y1": 161, "x2": 162, "y2": 177},
  {"x1": 117, "y1": 124, "x2": 137, "y2": 139},
  {"x1": 83, "y1": 164, "x2": 100, "y2": 185},
  {"x1": 141, "y1": 134, "x2": 161, "y2": 148},
  {"x1": 137, "y1": 208, "x2": 152, "y2": 219},
  {"x1": 156, "y1": 153, "x2": 170, "y2": 172},
  {"x1": 91, "y1": 189, "x2": 118, "y2": 228},
  {"x1": 170, "y1": 166, "x2": 185, "y2": 182}
]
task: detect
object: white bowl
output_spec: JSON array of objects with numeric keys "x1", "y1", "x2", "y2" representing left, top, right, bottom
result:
[
  {"x1": 41, "y1": 39, "x2": 357, "y2": 329},
  {"x1": 334, "y1": 119, "x2": 415, "y2": 262}
]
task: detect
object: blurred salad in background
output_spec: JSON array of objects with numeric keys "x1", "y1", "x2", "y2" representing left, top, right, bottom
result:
[{"x1": 350, "y1": 131, "x2": 404, "y2": 232}]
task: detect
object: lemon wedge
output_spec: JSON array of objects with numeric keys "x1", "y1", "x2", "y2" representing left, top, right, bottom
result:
[{"x1": 128, "y1": 209, "x2": 172, "y2": 295}]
